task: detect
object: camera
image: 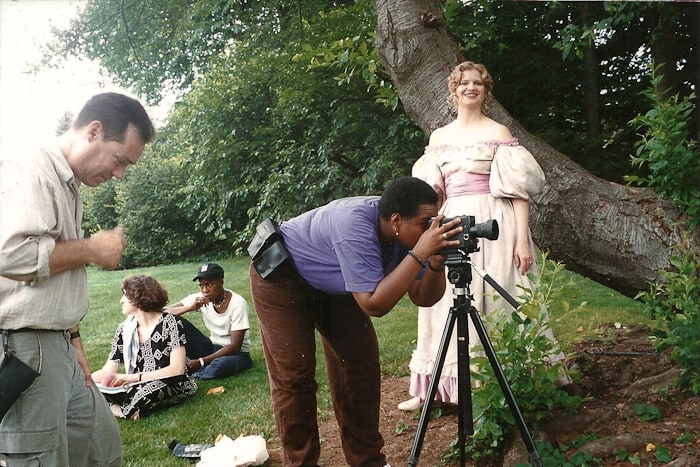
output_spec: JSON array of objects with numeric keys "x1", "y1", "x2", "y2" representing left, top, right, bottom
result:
[{"x1": 433, "y1": 216, "x2": 498, "y2": 256}]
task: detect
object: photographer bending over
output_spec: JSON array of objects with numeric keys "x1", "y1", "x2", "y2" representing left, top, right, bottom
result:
[{"x1": 249, "y1": 176, "x2": 463, "y2": 467}]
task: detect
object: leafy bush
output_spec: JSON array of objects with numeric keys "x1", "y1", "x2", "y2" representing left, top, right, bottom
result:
[
  {"x1": 450, "y1": 255, "x2": 584, "y2": 460},
  {"x1": 116, "y1": 145, "x2": 226, "y2": 268},
  {"x1": 533, "y1": 436, "x2": 603, "y2": 466},
  {"x1": 631, "y1": 403, "x2": 662, "y2": 422},
  {"x1": 81, "y1": 180, "x2": 119, "y2": 234},
  {"x1": 637, "y1": 236, "x2": 700, "y2": 395},
  {"x1": 625, "y1": 64, "x2": 700, "y2": 229}
]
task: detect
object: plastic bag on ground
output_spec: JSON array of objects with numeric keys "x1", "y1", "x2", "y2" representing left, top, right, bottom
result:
[{"x1": 195, "y1": 434, "x2": 269, "y2": 467}]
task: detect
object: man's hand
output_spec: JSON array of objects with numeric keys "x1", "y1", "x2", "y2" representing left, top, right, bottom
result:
[
  {"x1": 88, "y1": 226, "x2": 127, "y2": 269},
  {"x1": 50, "y1": 226, "x2": 127, "y2": 274},
  {"x1": 188, "y1": 358, "x2": 204, "y2": 372}
]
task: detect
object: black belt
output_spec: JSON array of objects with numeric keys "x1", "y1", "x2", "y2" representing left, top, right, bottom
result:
[{"x1": 0, "y1": 328, "x2": 62, "y2": 334}]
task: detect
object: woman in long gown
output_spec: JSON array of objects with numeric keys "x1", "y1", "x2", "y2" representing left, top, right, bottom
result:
[
  {"x1": 399, "y1": 61, "x2": 566, "y2": 411},
  {"x1": 92, "y1": 275, "x2": 197, "y2": 420}
]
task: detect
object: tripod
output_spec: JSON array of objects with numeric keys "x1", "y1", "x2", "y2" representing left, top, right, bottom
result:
[{"x1": 406, "y1": 253, "x2": 543, "y2": 467}]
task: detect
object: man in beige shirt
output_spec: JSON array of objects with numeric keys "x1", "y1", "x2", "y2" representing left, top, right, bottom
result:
[{"x1": 0, "y1": 93, "x2": 155, "y2": 467}]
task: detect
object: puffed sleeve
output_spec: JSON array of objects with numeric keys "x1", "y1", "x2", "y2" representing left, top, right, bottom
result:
[
  {"x1": 412, "y1": 148, "x2": 445, "y2": 196},
  {"x1": 489, "y1": 144, "x2": 545, "y2": 200}
]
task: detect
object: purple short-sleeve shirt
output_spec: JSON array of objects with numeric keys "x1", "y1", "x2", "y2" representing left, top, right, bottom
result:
[{"x1": 279, "y1": 196, "x2": 406, "y2": 295}]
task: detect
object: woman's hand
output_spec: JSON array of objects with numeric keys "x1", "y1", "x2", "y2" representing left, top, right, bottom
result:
[
  {"x1": 354, "y1": 216, "x2": 464, "y2": 317},
  {"x1": 433, "y1": 184, "x2": 446, "y2": 211},
  {"x1": 514, "y1": 241, "x2": 534, "y2": 276},
  {"x1": 91, "y1": 369, "x2": 106, "y2": 384},
  {"x1": 511, "y1": 198, "x2": 533, "y2": 276},
  {"x1": 97, "y1": 371, "x2": 122, "y2": 387},
  {"x1": 169, "y1": 296, "x2": 208, "y2": 316}
]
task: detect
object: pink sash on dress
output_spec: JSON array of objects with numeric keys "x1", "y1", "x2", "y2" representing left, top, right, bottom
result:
[{"x1": 444, "y1": 172, "x2": 490, "y2": 197}]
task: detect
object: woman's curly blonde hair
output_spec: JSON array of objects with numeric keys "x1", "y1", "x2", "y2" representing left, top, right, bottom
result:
[{"x1": 446, "y1": 61, "x2": 494, "y2": 115}]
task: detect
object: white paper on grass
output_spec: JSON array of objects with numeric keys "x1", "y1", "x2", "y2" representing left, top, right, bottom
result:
[{"x1": 196, "y1": 434, "x2": 269, "y2": 467}]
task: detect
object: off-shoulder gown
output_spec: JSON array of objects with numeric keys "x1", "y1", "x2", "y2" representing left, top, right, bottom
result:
[{"x1": 409, "y1": 139, "x2": 565, "y2": 403}]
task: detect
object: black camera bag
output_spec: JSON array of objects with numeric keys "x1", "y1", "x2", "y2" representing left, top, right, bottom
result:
[
  {"x1": 248, "y1": 218, "x2": 290, "y2": 279},
  {"x1": 0, "y1": 331, "x2": 41, "y2": 422}
]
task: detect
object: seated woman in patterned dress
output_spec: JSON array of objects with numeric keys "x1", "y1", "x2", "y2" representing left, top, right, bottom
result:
[{"x1": 92, "y1": 275, "x2": 197, "y2": 420}]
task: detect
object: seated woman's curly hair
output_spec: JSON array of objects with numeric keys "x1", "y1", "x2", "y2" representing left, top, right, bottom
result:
[{"x1": 121, "y1": 275, "x2": 169, "y2": 312}]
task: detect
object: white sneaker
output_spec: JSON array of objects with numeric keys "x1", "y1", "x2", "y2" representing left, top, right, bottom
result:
[{"x1": 397, "y1": 396, "x2": 422, "y2": 411}]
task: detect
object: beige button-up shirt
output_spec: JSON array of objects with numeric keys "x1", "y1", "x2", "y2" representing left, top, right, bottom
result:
[{"x1": 0, "y1": 145, "x2": 88, "y2": 330}]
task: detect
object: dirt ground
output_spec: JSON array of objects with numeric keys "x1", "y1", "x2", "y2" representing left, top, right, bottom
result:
[{"x1": 265, "y1": 323, "x2": 700, "y2": 466}]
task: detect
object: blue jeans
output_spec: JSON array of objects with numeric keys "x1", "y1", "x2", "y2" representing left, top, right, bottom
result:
[{"x1": 177, "y1": 317, "x2": 253, "y2": 380}]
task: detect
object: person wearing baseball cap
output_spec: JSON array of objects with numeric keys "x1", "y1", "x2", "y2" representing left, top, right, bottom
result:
[{"x1": 167, "y1": 263, "x2": 252, "y2": 379}]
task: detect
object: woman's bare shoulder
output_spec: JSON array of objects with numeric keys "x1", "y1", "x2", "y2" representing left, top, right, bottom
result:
[
  {"x1": 429, "y1": 119, "x2": 513, "y2": 147},
  {"x1": 484, "y1": 118, "x2": 513, "y2": 140},
  {"x1": 428, "y1": 122, "x2": 458, "y2": 145}
]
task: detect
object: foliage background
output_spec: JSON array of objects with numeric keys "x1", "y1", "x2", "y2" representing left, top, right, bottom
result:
[{"x1": 53, "y1": 0, "x2": 698, "y2": 269}]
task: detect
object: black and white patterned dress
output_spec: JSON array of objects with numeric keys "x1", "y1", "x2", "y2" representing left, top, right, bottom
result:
[{"x1": 105, "y1": 312, "x2": 197, "y2": 418}]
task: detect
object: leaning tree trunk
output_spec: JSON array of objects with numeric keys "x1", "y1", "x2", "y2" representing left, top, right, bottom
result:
[{"x1": 374, "y1": 0, "x2": 699, "y2": 297}]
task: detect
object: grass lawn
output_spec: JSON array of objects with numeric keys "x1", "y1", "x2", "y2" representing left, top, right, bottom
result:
[{"x1": 80, "y1": 256, "x2": 650, "y2": 466}]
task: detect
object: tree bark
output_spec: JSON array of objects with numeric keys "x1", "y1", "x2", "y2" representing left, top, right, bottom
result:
[
  {"x1": 578, "y1": 2, "x2": 601, "y2": 143},
  {"x1": 374, "y1": 0, "x2": 699, "y2": 297},
  {"x1": 695, "y1": 5, "x2": 700, "y2": 140}
]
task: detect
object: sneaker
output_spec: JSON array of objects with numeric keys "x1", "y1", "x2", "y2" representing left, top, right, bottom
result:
[{"x1": 397, "y1": 396, "x2": 422, "y2": 411}]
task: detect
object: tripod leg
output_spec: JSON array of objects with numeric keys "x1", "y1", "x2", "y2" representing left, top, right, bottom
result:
[
  {"x1": 468, "y1": 307, "x2": 544, "y2": 467},
  {"x1": 407, "y1": 304, "x2": 458, "y2": 467},
  {"x1": 456, "y1": 299, "x2": 472, "y2": 467}
]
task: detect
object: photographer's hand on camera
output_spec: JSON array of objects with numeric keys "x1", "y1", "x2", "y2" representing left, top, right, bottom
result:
[
  {"x1": 400, "y1": 216, "x2": 463, "y2": 308},
  {"x1": 413, "y1": 215, "x2": 463, "y2": 266},
  {"x1": 354, "y1": 216, "x2": 464, "y2": 316}
]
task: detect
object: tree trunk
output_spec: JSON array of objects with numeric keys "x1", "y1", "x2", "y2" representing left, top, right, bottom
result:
[
  {"x1": 695, "y1": 5, "x2": 700, "y2": 140},
  {"x1": 374, "y1": 0, "x2": 699, "y2": 297},
  {"x1": 578, "y1": 2, "x2": 601, "y2": 143}
]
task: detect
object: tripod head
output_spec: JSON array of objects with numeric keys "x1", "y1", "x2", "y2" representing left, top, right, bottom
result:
[
  {"x1": 437, "y1": 216, "x2": 498, "y2": 293},
  {"x1": 444, "y1": 252, "x2": 473, "y2": 293}
]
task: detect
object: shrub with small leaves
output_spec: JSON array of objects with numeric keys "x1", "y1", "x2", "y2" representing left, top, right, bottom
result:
[
  {"x1": 637, "y1": 235, "x2": 700, "y2": 395},
  {"x1": 632, "y1": 403, "x2": 662, "y2": 422},
  {"x1": 625, "y1": 63, "x2": 699, "y2": 229},
  {"x1": 531, "y1": 438, "x2": 604, "y2": 466},
  {"x1": 448, "y1": 254, "x2": 584, "y2": 460}
]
